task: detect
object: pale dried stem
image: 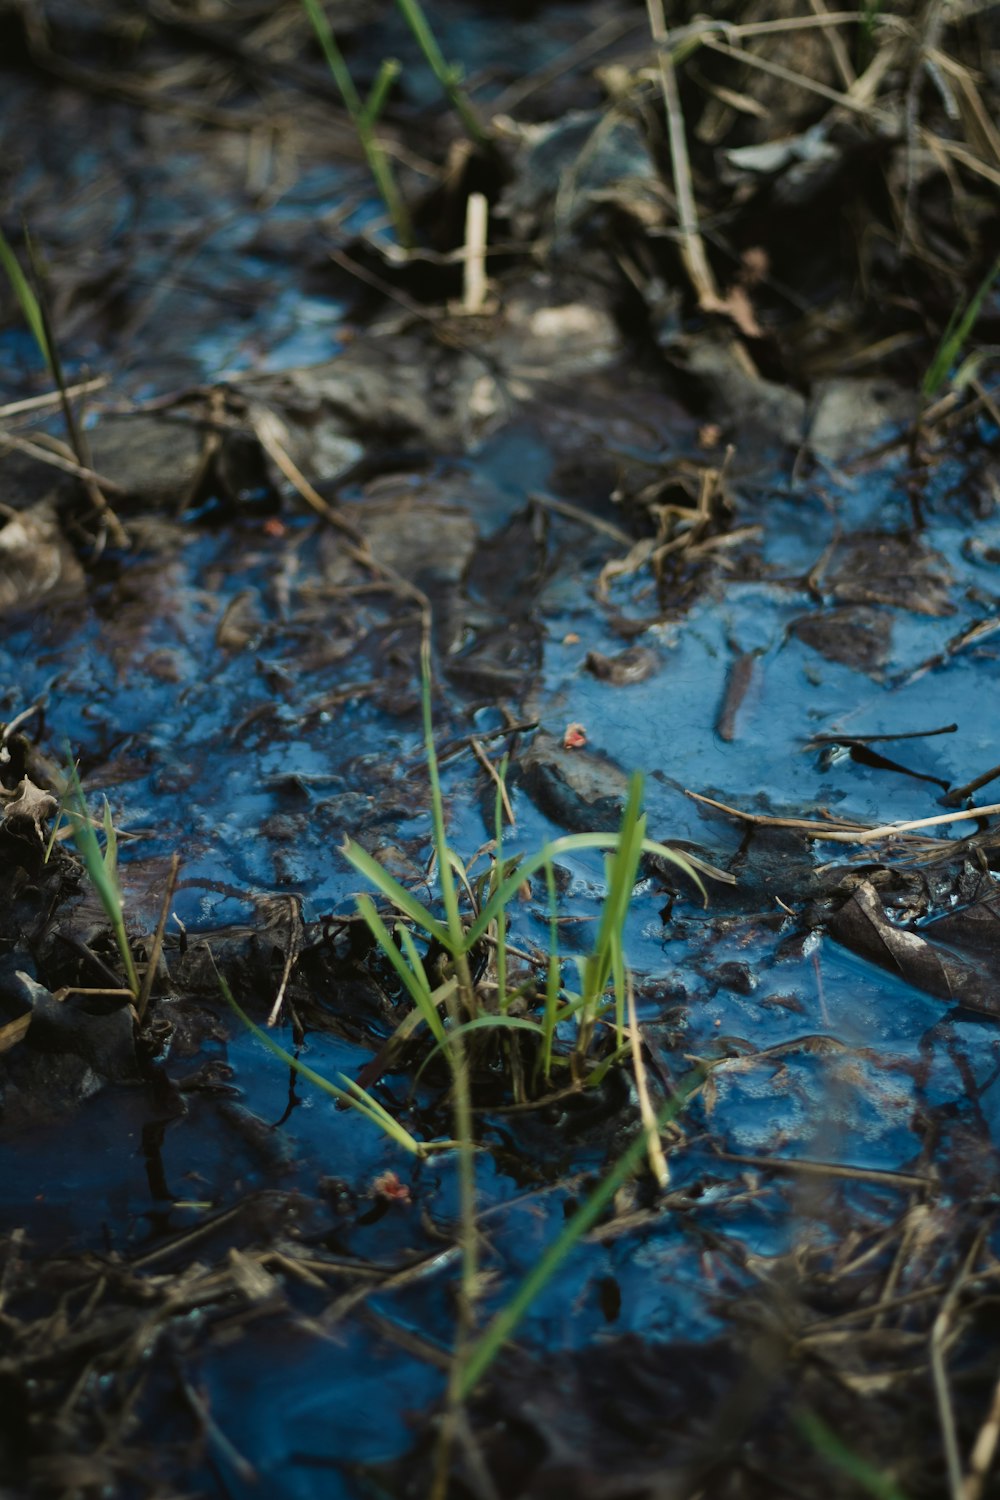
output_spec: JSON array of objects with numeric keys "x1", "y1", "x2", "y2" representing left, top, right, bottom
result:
[
  {"x1": 626, "y1": 970, "x2": 669, "y2": 1188},
  {"x1": 646, "y1": 0, "x2": 719, "y2": 308},
  {"x1": 962, "y1": 1368, "x2": 1000, "y2": 1500},
  {"x1": 470, "y1": 737, "x2": 515, "y2": 827},
  {"x1": 250, "y1": 406, "x2": 432, "y2": 651},
  {"x1": 808, "y1": 0, "x2": 856, "y2": 88},
  {"x1": 0, "y1": 376, "x2": 108, "y2": 420},
  {"x1": 461, "y1": 192, "x2": 489, "y2": 314},
  {"x1": 686, "y1": 789, "x2": 1000, "y2": 843},
  {"x1": 136, "y1": 853, "x2": 181, "y2": 1024},
  {"x1": 0, "y1": 429, "x2": 127, "y2": 495}
]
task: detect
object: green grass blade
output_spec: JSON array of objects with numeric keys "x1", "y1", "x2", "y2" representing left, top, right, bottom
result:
[
  {"x1": 642, "y1": 836, "x2": 710, "y2": 903},
  {"x1": 101, "y1": 796, "x2": 119, "y2": 884},
  {"x1": 468, "y1": 831, "x2": 711, "y2": 948},
  {"x1": 299, "y1": 0, "x2": 413, "y2": 247},
  {"x1": 578, "y1": 778, "x2": 646, "y2": 1017},
  {"x1": 0, "y1": 228, "x2": 50, "y2": 367},
  {"x1": 355, "y1": 894, "x2": 448, "y2": 1046},
  {"x1": 582, "y1": 1039, "x2": 633, "y2": 1088},
  {"x1": 493, "y1": 759, "x2": 509, "y2": 1011},
  {"x1": 62, "y1": 762, "x2": 139, "y2": 999},
  {"x1": 395, "y1": 921, "x2": 450, "y2": 1047},
  {"x1": 418, "y1": 640, "x2": 478, "y2": 1317},
  {"x1": 393, "y1": 0, "x2": 487, "y2": 145},
  {"x1": 541, "y1": 858, "x2": 560, "y2": 1080},
  {"x1": 609, "y1": 921, "x2": 626, "y2": 1052},
  {"x1": 218, "y1": 970, "x2": 425, "y2": 1155},
  {"x1": 457, "y1": 1065, "x2": 705, "y2": 1397},
  {"x1": 420, "y1": 640, "x2": 467, "y2": 962},
  {"x1": 361, "y1": 57, "x2": 401, "y2": 126},
  {"x1": 923, "y1": 254, "x2": 1000, "y2": 398},
  {"x1": 795, "y1": 1410, "x2": 912, "y2": 1500},
  {"x1": 300, "y1": 0, "x2": 363, "y2": 117},
  {"x1": 342, "y1": 837, "x2": 451, "y2": 948}
]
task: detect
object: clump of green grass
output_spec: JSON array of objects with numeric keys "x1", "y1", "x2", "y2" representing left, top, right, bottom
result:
[
  {"x1": 341, "y1": 643, "x2": 707, "y2": 1098},
  {"x1": 223, "y1": 639, "x2": 710, "y2": 1145},
  {"x1": 223, "y1": 645, "x2": 718, "y2": 1420}
]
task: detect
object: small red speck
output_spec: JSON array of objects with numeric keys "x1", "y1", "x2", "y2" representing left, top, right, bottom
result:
[
  {"x1": 563, "y1": 722, "x2": 587, "y2": 750},
  {"x1": 371, "y1": 1171, "x2": 411, "y2": 1203},
  {"x1": 263, "y1": 517, "x2": 286, "y2": 537}
]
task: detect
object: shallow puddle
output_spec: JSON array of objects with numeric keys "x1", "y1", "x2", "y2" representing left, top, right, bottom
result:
[{"x1": 3, "y1": 4, "x2": 1000, "y2": 1496}]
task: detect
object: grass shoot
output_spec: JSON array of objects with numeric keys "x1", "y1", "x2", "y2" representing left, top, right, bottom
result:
[
  {"x1": 56, "y1": 761, "x2": 140, "y2": 1002},
  {"x1": 0, "y1": 227, "x2": 51, "y2": 369},
  {"x1": 923, "y1": 254, "x2": 1000, "y2": 399},
  {"x1": 300, "y1": 0, "x2": 413, "y2": 248},
  {"x1": 301, "y1": 0, "x2": 489, "y2": 249},
  {"x1": 394, "y1": 0, "x2": 486, "y2": 148}
]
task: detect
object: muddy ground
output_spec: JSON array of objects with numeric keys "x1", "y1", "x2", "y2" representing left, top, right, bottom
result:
[{"x1": 2, "y1": 2, "x2": 1000, "y2": 1497}]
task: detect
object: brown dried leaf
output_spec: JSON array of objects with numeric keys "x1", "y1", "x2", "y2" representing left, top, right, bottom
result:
[{"x1": 828, "y1": 880, "x2": 1000, "y2": 1016}]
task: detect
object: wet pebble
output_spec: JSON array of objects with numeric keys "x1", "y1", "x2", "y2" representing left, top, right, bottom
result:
[{"x1": 584, "y1": 645, "x2": 659, "y2": 685}]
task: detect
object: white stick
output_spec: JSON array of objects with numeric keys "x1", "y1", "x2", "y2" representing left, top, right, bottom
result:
[{"x1": 462, "y1": 192, "x2": 488, "y2": 314}]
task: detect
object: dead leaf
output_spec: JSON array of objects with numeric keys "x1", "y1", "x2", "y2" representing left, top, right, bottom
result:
[
  {"x1": 828, "y1": 880, "x2": 1000, "y2": 1016},
  {"x1": 1, "y1": 776, "x2": 57, "y2": 841}
]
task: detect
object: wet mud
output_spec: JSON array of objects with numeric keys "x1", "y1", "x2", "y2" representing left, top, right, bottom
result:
[{"x1": 2, "y1": 2, "x2": 1000, "y2": 1497}]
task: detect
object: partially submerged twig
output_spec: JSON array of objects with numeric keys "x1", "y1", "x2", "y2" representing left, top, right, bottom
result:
[
  {"x1": 625, "y1": 970, "x2": 668, "y2": 1188},
  {"x1": 686, "y1": 788, "x2": 1000, "y2": 845},
  {"x1": 136, "y1": 852, "x2": 181, "y2": 1024}
]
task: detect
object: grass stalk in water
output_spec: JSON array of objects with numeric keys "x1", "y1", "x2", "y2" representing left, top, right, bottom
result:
[
  {"x1": 796, "y1": 1409, "x2": 912, "y2": 1500},
  {"x1": 457, "y1": 1064, "x2": 706, "y2": 1397},
  {"x1": 217, "y1": 970, "x2": 432, "y2": 1156}
]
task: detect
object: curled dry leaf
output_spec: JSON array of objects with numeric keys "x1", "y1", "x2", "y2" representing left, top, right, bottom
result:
[
  {"x1": 1, "y1": 776, "x2": 57, "y2": 842},
  {"x1": 828, "y1": 880, "x2": 1000, "y2": 1017}
]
